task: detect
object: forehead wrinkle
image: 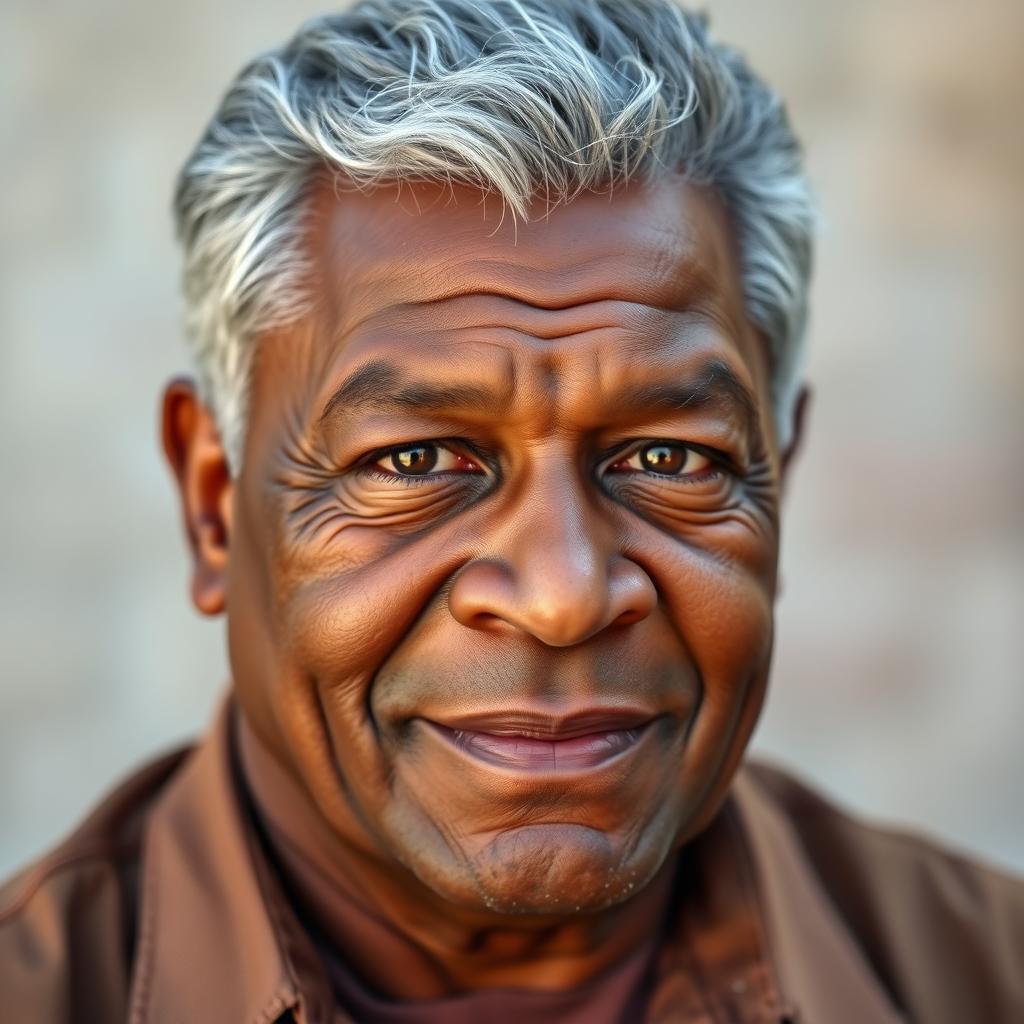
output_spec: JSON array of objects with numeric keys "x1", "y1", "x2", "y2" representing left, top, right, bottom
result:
[
  {"x1": 426, "y1": 295, "x2": 687, "y2": 344},
  {"x1": 351, "y1": 253, "x2": 715, "y2": 323},
  {"x1": 329, "y1": 292, "x2": 686, "y2": 379},
  {"x1": 341, "y1": 289, "x2": 712, "y2": 368}
]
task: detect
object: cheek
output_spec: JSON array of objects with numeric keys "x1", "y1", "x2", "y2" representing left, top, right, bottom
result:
[
  {"x1": 245, "y1": 514, "x2": 483, "y2": 852},
  {"x1": 626, "y1": 506, "x2": 779, "y2": 686},
  {"x1": 629, "y1": 519, "x2": 778, "y2": 841},
  {"x1": 278, "y1": 515, "x2": 479, "y2": 703},
  {"x1": 669, "y1": 553, "x2": 774, "y2": 685},
  {"x1": 225, "y1": 486, "x2": 297, "y2": 750}
]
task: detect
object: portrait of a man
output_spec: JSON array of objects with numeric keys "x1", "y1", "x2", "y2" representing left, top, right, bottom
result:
[{"x1": 1, "y1": 1, "x2": 1021, "y2": 1021}]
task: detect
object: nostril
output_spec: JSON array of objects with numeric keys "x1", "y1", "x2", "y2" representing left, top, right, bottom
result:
[
  {"x1": 467, "y1": 610, "x2": 507, "y2": 632},
  {"x1": 614, "y1": 607, "x2": 647, "y2": 627}
]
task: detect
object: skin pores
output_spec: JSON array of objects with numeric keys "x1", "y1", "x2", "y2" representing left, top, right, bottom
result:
[{"x1": 197, "y1": 178, "x2": 788, "y2": 921}]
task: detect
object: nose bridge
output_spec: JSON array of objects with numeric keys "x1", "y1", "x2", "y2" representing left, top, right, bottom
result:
[
  {"x1": 511, "y1": 461, "x2": 604, "y2": 593},
  {"x1": 448, "y1": 456, "x2": 656, "y2": 647},
  {"x1": 502, "y1": 460, "x2": 613, "y2": 645}
]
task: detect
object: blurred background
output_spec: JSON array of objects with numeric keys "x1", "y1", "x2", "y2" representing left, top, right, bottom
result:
[{"x1": 1, "y1": 0, "x2": 1022, "y2": 877}]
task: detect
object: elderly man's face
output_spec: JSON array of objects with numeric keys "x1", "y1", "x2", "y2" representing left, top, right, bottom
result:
[{"x1": 176, "y1": 178, "x2": 790, "y2": 915}]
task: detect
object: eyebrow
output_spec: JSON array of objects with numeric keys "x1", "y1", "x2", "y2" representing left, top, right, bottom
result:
[
  {"x1": 318, "y1": 358, "x2": 504, "y2": 424},
  {"x1": 618, "y1": 358, "x2": 760, "y2": 435}
]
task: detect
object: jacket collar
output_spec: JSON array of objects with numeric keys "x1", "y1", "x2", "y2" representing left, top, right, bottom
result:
[
  {"x1": 128, "y1": 695, "x2": 903, "y2": 1023},
  {"x1": 730, "y1": 769, "x2": 907, "y2": 1024},
  {"x1": 127, "y1": 697, "x2": 330, "y2": 1024}
]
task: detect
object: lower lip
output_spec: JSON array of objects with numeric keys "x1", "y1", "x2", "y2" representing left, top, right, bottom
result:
[{"x1": 427, "y1": 722, "x2": 651, "y2": 772}]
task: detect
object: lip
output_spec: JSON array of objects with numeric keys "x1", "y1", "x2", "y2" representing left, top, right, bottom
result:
[{"x1": 422, "y1": 707, "x2": 658, "y2": 773}]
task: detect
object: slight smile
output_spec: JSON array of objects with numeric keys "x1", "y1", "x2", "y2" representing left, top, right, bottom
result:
[{"x1": 422, "y1": 710, "x2": 658, "y2": 773}]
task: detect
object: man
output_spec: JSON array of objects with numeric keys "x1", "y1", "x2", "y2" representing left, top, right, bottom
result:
[{"x1": 1, "y1": 0, "x2": 1021, "y2": 1020}]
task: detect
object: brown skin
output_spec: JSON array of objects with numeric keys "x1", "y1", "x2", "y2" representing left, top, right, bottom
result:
[{"x1": 163, "y1": 177, "x2": 805, "y2": 995}]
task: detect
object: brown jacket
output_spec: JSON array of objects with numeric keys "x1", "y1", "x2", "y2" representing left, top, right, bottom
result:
[{"x1": 2, "y1": 698, "x2": 1022, "y2": 1023}]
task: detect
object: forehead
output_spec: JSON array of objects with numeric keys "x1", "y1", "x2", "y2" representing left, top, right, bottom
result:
[
  {"x1": 314, "y1": 176, "x2": 747, "y2": 322},
  {"x1": 282, "y1": 176, "x2": 770, "y2": 433},
  {"x1": 318, "y1": 176, "x2": 737, "y2": 307}
]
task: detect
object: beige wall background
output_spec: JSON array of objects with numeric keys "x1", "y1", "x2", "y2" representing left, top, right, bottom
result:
[{"x1": 1, "y1": 0, "x2": 1022, "y2": 877}]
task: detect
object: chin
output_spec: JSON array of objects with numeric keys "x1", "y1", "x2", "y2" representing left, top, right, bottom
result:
[{"x1": 409, "y1": 821, "x2": 674, "y2": 917}]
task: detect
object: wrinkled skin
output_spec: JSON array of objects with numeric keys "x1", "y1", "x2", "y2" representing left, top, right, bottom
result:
[{"x1": 163, "y1": 177, "x2": 804, "y2": 992}]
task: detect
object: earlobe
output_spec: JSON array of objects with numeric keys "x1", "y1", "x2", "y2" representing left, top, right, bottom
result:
[{"x1": 161, "y1": 377, "x2": 232, "y2": 616}]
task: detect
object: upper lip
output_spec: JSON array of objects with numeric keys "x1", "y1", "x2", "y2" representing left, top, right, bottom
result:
[{"x1": 426, "y1": 706, "x2": 656, "y2": 741}]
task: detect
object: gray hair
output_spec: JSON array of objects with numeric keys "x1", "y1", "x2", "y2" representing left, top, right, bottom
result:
[{"x1": 175, "y1": 0, "x2": 814, "y2": 469}]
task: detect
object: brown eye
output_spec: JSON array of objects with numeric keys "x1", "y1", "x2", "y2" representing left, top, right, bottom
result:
[
  {"x1": 612, "y1": 443, "x2": 713, "y2": 478},
  {"x1": 640, "y1": 444, "x2": 686, "y2": 475},
  {"x1": 390, "y1": 445, "x2": 438, "y2": 475},
  {"x1": 373, "y1": 443, "x2": 482, "y2": 478}
]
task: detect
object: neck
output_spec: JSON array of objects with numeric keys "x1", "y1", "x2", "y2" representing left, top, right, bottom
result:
[{"x1": 237, "y1": 713, "x2": 675, "y2": 999}]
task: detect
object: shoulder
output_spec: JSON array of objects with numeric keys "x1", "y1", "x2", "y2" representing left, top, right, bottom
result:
[
  {"x1": 738, "y1": 759, "x2": 1024, "y2": 1021},
  {"x1": 0, "y1": 747, "x2": 190, "y2": 1023}
]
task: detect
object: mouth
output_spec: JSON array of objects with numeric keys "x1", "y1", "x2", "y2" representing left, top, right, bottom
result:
[{"x1": 422, "y1": 708, "x2": 657, "y2": 772}]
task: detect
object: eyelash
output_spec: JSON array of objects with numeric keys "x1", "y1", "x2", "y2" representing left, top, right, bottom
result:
[{"x1": 359, "y1": 466, "x2": 457, "y2": 487}]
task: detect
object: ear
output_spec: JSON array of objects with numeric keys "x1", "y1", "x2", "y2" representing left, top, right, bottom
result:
[
  {"x1": 161, "y1": 377, "x2": 232, "y2": 616},
  {"x1": 773, "y1": 384, "x2": 810, "y2": 600},
  {"x1": 779, "y1": 383, "x2": 811, "y2": 498}
]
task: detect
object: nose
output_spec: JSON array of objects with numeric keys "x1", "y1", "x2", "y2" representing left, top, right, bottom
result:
[{"x1": 447, "y1": 475, "x2": 657, "y2": 647}]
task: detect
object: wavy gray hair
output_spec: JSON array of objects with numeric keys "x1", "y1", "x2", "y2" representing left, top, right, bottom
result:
[{"x1": 175, "y1": 0, "x2": 814, "y2": 469}]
